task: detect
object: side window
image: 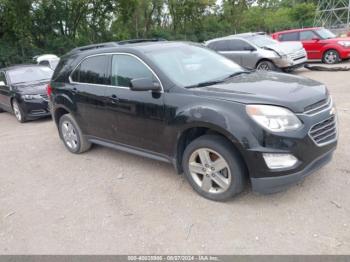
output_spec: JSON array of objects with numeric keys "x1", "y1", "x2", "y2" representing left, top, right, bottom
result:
[
  {"x1": 209, "y1": 40, "x2": 229, "y2": 52},
  {"x1": 227, "y1": 39, "x2": 253, "y2": 51},
  {"x1": 300, "y1": 31, "x2": 318, "y2": 41},
  {"x1": 0, "y1": 72, "x2": 7, "y2": 85},
  {"x1": 111, "y1": 54, "x2": 155, "y2": 87},
  {"x1": 71, "y1": 55, "x2": 110, "y2": 85},
  {"x1": 279, "y1": 32, "x2": 299, "y2": 41}
]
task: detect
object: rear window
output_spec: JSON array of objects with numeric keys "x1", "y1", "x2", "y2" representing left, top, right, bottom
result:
[
  {"x1": 71, "y1": 55, "x2": 110, "y2": 85},
  {"x1": 279, "y1": 32, "x2": 299, "y2": 41}
]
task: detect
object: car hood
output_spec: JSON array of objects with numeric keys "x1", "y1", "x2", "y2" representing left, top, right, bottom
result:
[
  {"x1": 324, "y1": 37, "x2": 350, "y2": 42},
  {"x1": 191, "y1": 72, "x2": 328, "y2": 113},
  {"x1": 264, "y1": 41, "x2": 304, "y2": 55},
  {"x1": 13, "y1": 81, "x2": 49, "y2": 95}
]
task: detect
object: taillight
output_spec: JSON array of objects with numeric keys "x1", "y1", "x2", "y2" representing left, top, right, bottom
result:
[{"x1": 47, "y1": 84, "x2": 52, "y2": 97}]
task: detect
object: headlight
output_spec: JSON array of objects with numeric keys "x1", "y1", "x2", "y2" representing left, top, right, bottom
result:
[
  {"x1": 246, "y1": 105, "x2": 302, "y2": 132},
  {"x1": 338, "y1": 41, "x2": 350, "y2": 47},
  {"x1": 23, "y1": 94, "x2": 42, "y2": 100}
]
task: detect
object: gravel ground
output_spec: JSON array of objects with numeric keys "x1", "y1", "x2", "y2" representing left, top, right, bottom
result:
[{"x1": 0, "y1": 62, "x2": 349, "y2": 255}]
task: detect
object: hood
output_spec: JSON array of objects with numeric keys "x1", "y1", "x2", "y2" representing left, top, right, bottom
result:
[
  {"x1": 191, "y1": 72, "x2": 328, "y2": 113},
  {"x1": 265, "y1": 41, "x2": 304, "y2": 55},
  {"x1": 13, "y1": 81, "x2": 49, "y2": 95},
  {"x1": 325, "y1": 37, "x2": 350, "y2": 43}
]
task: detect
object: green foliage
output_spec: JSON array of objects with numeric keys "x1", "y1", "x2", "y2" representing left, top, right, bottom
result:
[{"x1": 0, "y1": 0, "x2": 317, "y2": 67}]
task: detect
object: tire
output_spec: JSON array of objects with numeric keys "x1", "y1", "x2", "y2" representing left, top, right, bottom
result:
[
  {"x1": 0, "y1": 107, "x2": 4, "y2": 113},
  {"x1": 182, "y1": 135, "x2": 246, "y2": 201},
  {"x1": 256, "y1": 60, "x2": 277, "y2": 71},
  {"x1": 323, "y1": 49, "x2": 340, "y2": 64},
  {"x1": 12, "y1": 100, "x2": 26, "y2": 123},
  {"x1": 58, "y1": 114, "x2": 91, "y2": 154}
]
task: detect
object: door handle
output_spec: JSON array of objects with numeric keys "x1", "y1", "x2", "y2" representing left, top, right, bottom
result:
[{"x1": 110, "y1": 94, "x2": 119, "y2": 103}]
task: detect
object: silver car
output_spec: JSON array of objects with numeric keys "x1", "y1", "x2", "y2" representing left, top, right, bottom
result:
[{"x1": 205, "y1": 33, "x2": 307, "y2": 72}]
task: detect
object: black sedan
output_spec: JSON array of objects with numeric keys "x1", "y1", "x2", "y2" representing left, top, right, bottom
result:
[{"x1": 0, "y1": 65, "x2": 53, "y2": 123}]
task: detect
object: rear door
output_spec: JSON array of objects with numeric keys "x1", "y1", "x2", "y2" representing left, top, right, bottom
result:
[
  {"x1": 0, "y1": 71, "x2": 12, "y2": 111},
  {"x1": 300, "y1": 30, "x2": 323, "y2": 60},
  {"x1": 69, "y1": 55, "x2": 112, "y2": 139}
]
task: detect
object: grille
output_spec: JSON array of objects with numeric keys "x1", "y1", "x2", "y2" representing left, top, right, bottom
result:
[
  {"x1": 304, "y1": 97, "x2": 332, "y2": 115},
  {"x1": 309, "y1": 115, "x2": 337, "y2": 146}
]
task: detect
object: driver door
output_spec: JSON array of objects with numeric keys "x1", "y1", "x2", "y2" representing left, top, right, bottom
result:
[
  {"x1": 103, "y1": 54, "x2": 166, "y2": 154},
  {"x1": 300, "y1": 30, "x2": 323, "y2": 60}
]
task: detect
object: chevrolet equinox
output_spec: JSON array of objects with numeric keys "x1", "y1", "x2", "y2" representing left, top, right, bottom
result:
[{"x1": 49, "y1": 40, "x2": 338, "y2": 201}]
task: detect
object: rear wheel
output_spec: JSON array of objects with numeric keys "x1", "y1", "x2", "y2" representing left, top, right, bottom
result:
[
  {"x1": 323, "y1": 49, "x2": 340, "y2": 64},
  {"x1": 182, "y1": 135, "x2": 246, "y2": 201},
  {"x1": 256, "y1": 60, "x2": 277, "y2": 71},
  {"x1": 12, "y1": 100, "x2": 26, "y2": 123},
  {"x1": 0, "y1": 107, "x2": 4, "y2": 113},
  {"x1": 58, "y1": 114, "x2": 91, "y2": 154}
]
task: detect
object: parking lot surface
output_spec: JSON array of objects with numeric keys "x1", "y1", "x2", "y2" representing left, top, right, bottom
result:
[{"x1": 0, "y1": 62, "x2": 349, "y2": 254}]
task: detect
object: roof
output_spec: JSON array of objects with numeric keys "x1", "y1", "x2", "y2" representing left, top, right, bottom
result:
[
  {"x1": 205, "y1": 32, "x2": 266, "y2": 44},
  {"x1": 273, "y1": 27, "x2": 324, "y2": 35},
  {"x1": 35, "y1": 54, "x2": 59, "y2": 63}
]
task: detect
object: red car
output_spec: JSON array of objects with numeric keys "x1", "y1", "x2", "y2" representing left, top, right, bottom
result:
[{"x1": 272, "y1": 27, "x2": 350, "y2": 64}]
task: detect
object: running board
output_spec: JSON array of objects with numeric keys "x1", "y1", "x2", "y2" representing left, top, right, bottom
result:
[{"x1": 88, "y1": 137, "x2": 172, "y2": 164}]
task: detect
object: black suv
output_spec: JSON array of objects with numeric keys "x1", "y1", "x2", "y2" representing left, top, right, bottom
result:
[{"x1": 49, "y1": 41, "x2": 337, "y2": 201}]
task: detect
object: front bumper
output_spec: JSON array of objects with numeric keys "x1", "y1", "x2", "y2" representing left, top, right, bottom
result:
[
  {"x1": 241, "y1": 102, "x2": 338, "y2": 194},
  {"x1": 273, "y1": 56, "x2": 308, "y2": 69},
  {"x1": 20, "y1": 99, "x2": 51, "y2": 119},
  {"x1": 251, "y1": 150, "x2": 334, "y2": 194}
]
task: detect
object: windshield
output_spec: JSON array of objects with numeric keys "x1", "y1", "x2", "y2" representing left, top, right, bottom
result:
[
  {"x1": 8, "y1": 66, "x2": 53, "y2": 84},
  {"x1": 316, "y1": 28, "x2": 336, "y2": 39},
  {"x1": 144, "y1": 44, "x2": 243, "y2": 87},
  {"x1": 247, "y1": 35, "x2": 278, "y2": 48}
]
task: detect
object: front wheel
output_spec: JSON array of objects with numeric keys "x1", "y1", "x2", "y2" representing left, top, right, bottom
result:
[
  {"x1": 12, "y1": 100, "x2": 26, "y2": 123},
  {"x1": 256, "y1": 60, "x2": 277, "y2": 71},
  {"x1": 182, "y1": 135, "x2": 246, "y2": 201},
  {"x1": 323, "y1": 49, "x2": 340, "y2": 64},
  {"x1": 58, "y1": 114, "x2": 91, "y2": 154}
]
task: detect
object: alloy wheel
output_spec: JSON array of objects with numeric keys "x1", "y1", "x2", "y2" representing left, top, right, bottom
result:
[
  {"x1": 324, "y1": 51, "x2": 338, "y2": 64},
  {"x1": 257, "y1": 63, "x2": 271, "y2": 71},
  {"x1": 61, "y1": 120, "x2": 78, "y2": 150},
  {"x1": 12, "y1": 102, "x2": 22, "y2": 121},
  {"x1": 188, "y1": 148, "x2": 232, "y2": 194}
]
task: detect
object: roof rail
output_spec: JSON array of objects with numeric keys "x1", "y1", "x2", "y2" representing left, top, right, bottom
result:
[
  {"x1": 117, "y1": 38, "x2": 167, "y2": 45},
  {"x1": 69, "y1": 42, "x2": 119, "y2": 54},
  {"x1": 69, "y1": 38, "x2": 167, "y2": 54}
]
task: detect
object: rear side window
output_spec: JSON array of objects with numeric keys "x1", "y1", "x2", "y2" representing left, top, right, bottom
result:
[
  {"x1": 111, "y1": 54, "x2": 155, "y2": 87},
  {"x1": 226, "y1": 39, "x2": 253, "y2": 51},
  {"x1": 208, "y1": 40, "x2": 229, "y2": 51},
  {"x1": 279, "y1": 32, "x2": 299, "y2": 41},
  {"x1": 71, "y1": 55, "x2": 110, "y2": 85}
]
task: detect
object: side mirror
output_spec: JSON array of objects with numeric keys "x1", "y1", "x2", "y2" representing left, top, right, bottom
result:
[
  {"x1": 312, "y1": 37, "x2": 320, "y2": 41},
  {"x1": 0, "y1": 81, "x2": 5, "y2": 86},
  {"x1": 130, "y1": 78, "x2": 161, "y2": 92}
]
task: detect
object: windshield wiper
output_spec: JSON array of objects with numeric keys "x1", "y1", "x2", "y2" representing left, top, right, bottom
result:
[
  {"x1": 223, "y1": 70, "x2": 254, "y2": 80},
  {"x1": 184, "y1": 80, "x2": 226, "y2": 89}
]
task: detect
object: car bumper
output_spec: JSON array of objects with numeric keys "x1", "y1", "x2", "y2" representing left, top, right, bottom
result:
[
  {"x1": 273, "y1": 56, "x2": 308, "y2": 69},
  {"x1": 339, "y1": 48, "x2": 350, "y2": 59},
  {"x1": 251, "y1": 150, "x2": 334, "y2": 194},
  {"x1": 241, "y1": 102, "x2": 338, "y2": 194},
  {"x1": 20, "y1": 99, "x2": 51, "y2": 119}
]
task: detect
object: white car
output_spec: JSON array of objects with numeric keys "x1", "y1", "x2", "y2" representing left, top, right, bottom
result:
[{"x1": 34, "y1": 54, "x2": 60, "y2": 70}]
